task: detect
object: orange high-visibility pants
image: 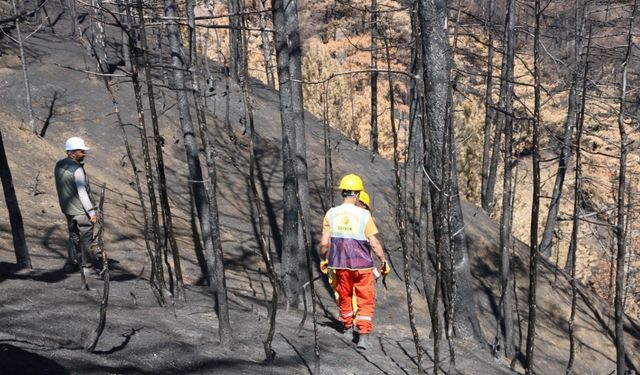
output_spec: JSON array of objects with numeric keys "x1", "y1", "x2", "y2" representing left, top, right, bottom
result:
[{"x1": 335, "y1": 269, "x2": 375, "y2": 334}]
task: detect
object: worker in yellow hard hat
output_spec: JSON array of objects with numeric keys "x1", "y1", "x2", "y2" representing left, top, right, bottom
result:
[
  {"x1": 321, "y1": 190, "x2": 375, "y2": 318},
  {"x1": 319, "y1": 174, "x2": 389, "y2": 351}
]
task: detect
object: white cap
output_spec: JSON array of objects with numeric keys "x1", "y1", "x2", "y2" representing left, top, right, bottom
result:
[{"x1": 64, "y1": 137, "x2": 90, "y2": 151}]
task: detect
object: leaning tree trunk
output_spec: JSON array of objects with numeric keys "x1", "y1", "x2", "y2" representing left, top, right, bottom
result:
[
  {"x1": 485, "y1": 0, "x2": 517, "y2": 216},
  {"x1": 539, "y1": 4, "x2": 585, "y2": 258},
  {"x1": 272, "y1": 0, "x2": 301, "y2": 308},
  {"x1": 0, "y1": 127, "x2": 31, "y2": 268},
  {"x1": 418, "y1": 0, "x2": 483, "y2": 340}
]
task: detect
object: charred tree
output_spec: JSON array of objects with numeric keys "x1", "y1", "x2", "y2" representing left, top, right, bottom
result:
[
  {"x1": 525, "y1": 1, "x2": 542, "y2": 373},
  {"x1": 382, "y1": 27, "x2": 423, "y2": 372},
  {"x1": 567, "y1": 24, "x2": 591, "y2": 375},
  {"x1": 497, "y1": 76, "x2": 515, "y2": 359},
  {"x1": 10, "y1": 0, "x2": 37, "y2": 133},
  {"x1": 258, "y1": 0, "x2": 275, "y2": 89},
  {"x1": 480, "y1": 0, "x2": 496, "y2": 212},
  {"x1": 239, "y1": 16, "x2": 280, "y2": 362},
  {"x1": 369, "y1": 0, "x2": 379, "y2": 157},
  {"x1": 485, "y1": 0, "x2": 516, "y2": 215},
  {"x1": 227, "y1": 0, "x2": 242, "y2": 81},
  {"x1": 418, "y1": 0, "x2": 482, "y2": 341},
  {"x1": 134, "y1": 0, "x2": 184, "y2": 295},
  {"x1": 186, "y1": 0, "x2": 232, "y2": 344},
  {"x1": 164, "y1": 0, "x2": 226, "y2": 322},
  {"x1": 285, "y1": 0, "x2": 311, "y2": 301},
  {"x1": 123, "y1": 4, "x2": 169, "y2": 298},
  {"x1": 614, "y1": 3, "x2": 636, "y2": 373},
  {"x1": 539, "y1": 0, "x2": 586, "y2": 259},
  {"x1": 0, "y1": 127, "x2": 31, "y2": 269},
  {"x1": 272, "y1": 0, "x2": 301, "y2": 308}
]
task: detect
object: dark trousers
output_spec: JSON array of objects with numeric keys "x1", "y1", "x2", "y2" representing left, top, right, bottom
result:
[{"x1": 65, "y1": 214, "x2": 95, "y2": 267}]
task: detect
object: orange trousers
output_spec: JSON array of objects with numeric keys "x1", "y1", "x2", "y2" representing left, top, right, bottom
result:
[{"x1": 335, "y1": 269, "x2": 375, "y2": 334}]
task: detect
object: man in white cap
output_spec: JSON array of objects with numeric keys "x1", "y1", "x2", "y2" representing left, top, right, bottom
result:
[{"x1": 54, "y1": 137, "x2": 99, "y2": 275}]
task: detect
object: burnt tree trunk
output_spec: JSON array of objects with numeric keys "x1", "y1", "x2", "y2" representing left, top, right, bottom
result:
[
  {"x1": 525, "y1": 1, "x2": 542, "y2": 373},
  {"x1": 567, "y1": 24, "x2": 591, "y2": 374},
  {"x1": 0, "y1": 127, "x2": 31, "y2": 269},
  {"x1": 258, "y1": 0, "x2": 275, "y2": 88},
  {"x1": 539, "y1": 0, "x2": 586, "y2": 258},
  {"x1": 418, "y1": 0, "x2": 483, "y2": 341},
  {"x1": 369, "y1": 0, "x2": 379, "y2": 157},
  {"x1": 480, "y1": 0, "x2": 496, "y2": 212},
  {"x1": 485, "y1": 0, "x2": 516, "y2": 215},
  {"x1": 497, "y1": 86, "x2": 515, "y2": 359},
  {"x1": 272, "y1": 0, "x2": 301, "y2": 308},
  {"x1": 285, "y1": 0, "x2": 311, "y2": 300},
  {"x1": 185, "y1": 0, "x2": 232, "y2": 344},
  {"x1": 135, "y1": 0, "x2": 184, "y2": 294},
  {"x1": 164, "y1": 0, "x2": 224, "y2": 318},
  {"x1": 614, "y1": 3, "x2": 636, "y2": 373},
  {"x1": 227, "y1": 0, "x2": 242, "y2": 81}
]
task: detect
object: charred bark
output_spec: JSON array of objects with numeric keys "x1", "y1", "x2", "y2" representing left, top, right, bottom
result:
[
  {"x1": 418, "y1": 0, "x2": 482, "y2": 341},
  {"x1": 485, "y1": 0, "x2": 516, "y2": 215},
  {"x1": 0, "y1": 127, "x2": 31, "y2": 269}
]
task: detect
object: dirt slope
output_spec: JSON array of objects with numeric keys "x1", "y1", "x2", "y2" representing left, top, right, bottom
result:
[{"x1": 0, "y1": 3, "x2": 638, "y2": 374}]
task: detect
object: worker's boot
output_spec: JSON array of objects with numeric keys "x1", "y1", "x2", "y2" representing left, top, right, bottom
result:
[
  {"x1": 356, "y1": 334, "x2": 369, "y2": 351},
  {"x1": 342, "y1": 325, "x2": 354, "y2": 341}
]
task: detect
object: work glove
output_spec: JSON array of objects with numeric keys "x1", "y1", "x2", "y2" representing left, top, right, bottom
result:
[
  {"x1": 320, "y1": 259, "x2": 329, "y2": 275},
  {"x1": 380, "y1": 261, "x2": 391, "y2": 277}
]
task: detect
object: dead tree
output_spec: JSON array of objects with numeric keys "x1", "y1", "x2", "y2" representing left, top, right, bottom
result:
[
  {"x1": 525, "y1": 1, "x2": 542, "y2": 373},
  {"x1": 614, "y1": 2, "x2": 636, "y2": 373},
  {"x1": 0, "y1": 127, "x2": 31, "y2": 269},
  {"x1": 258, "y1": 0, "x2": 275, "y2": 88},
  {"x1": 285, "y1": 0, "x2": 311, "y2": 300},
  {"x1": 497, "y1": 66, "x2": 516, "y2": 359},
  {"x1": 418, "y1": 0, "x2": 483, "y2": 341},
  {"x1": 539, "y1": 0, "x2": 586, "y2": 259},
  {"x1": 123, "y1": 4, "x2": 170, "y2": 299},
  {"x1": 227, "y1": 0, "x2": 241, "y2": 80},
  {"x1": 485, "y1": 0, "x2": 517, "y2": 215},
  {"x1": 186, "y1": 0, "x2": 232, "y2": 344},
  {"x1": 480, "y1": 0, "x2": 496, "y2": 212},
  {"x1": 272, "y1": 0, "x2": 301, "y2": 308},
  {"x1": 9, "y1": 0, "x2": 39, "y2": 133},
  {"x1": 382, "y1": 26, "x2": 424, "y2": 372},
  {"x1": 239, "y1": 16, "x2": 279, "y2": 362},
  {"x1": 369, "y1": 0, "x2": 379, "y2": 157},
  {"x1": 134, "y1": 0, "x2": 184, "y2": 295},
  {"x1": 164, "y1": 0, "x2": 226, "y2": 319},
  {"x1": 567, "y1": 23, "x2": 591, "y2": 375}
]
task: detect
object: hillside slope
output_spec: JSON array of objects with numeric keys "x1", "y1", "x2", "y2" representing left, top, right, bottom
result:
[{"x1": 0, "y1": 3, "x2": 638, "y2": 374}]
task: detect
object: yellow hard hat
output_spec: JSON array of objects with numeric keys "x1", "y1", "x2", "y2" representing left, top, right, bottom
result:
[
  {"x1": 338, "y1": 174, "x2": 364, "y2": 191},
  {"x1": 359, "y1": 191, "x2": 370, "y2": 209}
]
